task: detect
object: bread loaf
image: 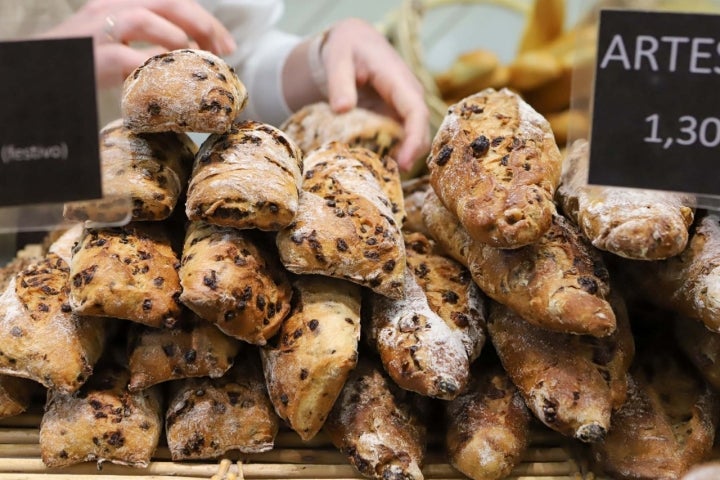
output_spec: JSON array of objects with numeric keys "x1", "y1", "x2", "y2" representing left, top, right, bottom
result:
[
  {"x1": 166, "y1": 352, "x2": 279, "y2": 460},
  {"x1": 186, "y1": 120, "x2": 303, "y2": 231},
  {"x1": 122, "y1": 49, "x2": 247, "y2": 134},
  {"x1": 40, "y1": 364, "x2": 163, "y2": 468},
  {"x1": 127, "y1": 317, "x2": 241, "y2": 391},
  {"x1": 179, "y1": 222, "x2": 292, "y2": 344},
  {"x1": 445, "y1": 365, "x2": 531, "y2": 480},
  {"x1": 280, "y1": 102, "x2": 404, "y2": 160},
  {"x1": 557, "y1": 139, "x2": 694, "y2": 260},
  {"x1": 324, "y1": 359, "x2": 426, "y2": 480},
  {"x1": 69, "y1": 224, "x2": 182, "y2": 328},
  {"x1": 428, "y1": 88, "x2": 562, "y2": 249},
  {"x1": 423, "y1": 190, "x2": 616, "y2": 337},
  {"x1": 261, "y1": 276, "x2": 361, "y2": 440},
  {"x1": 676, "y1": 317, "x2": 720, "y2": 391},
  {"x1": 276, "y1": 142, "x2": 406, "y2": 298},
  {"x1": 0, "y1": 375, "x2": 35, "y2": 419},
  {"x1": 64, "y1": 120, "x2": 196, "y2": 223}
]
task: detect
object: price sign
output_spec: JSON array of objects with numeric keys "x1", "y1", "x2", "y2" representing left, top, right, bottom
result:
[
  {"x1": 589, "y1": 9, "x2": 720, "y2": 196},
  {"x1": 0, "y1": 38, "x2": 101, "y2": 207}
]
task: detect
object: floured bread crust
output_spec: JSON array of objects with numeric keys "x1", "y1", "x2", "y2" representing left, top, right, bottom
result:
[
  {"x1": 122, "y1": 49, "x2": 247, "y2": 133},
  {"x1": 428, "y1": 88, "x2": 562, "y2": 249}
]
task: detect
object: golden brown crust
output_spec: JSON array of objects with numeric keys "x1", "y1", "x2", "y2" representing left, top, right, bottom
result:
[
  {"x1": 276, "y1": 142, "x2": 406, "y2": 298},
  {"x1": 423, "y1": 190, "x2": 616, "y2": 337},
  {"x1": 403, "y1": 231, "x2": 486, "y2": 362},
  {"x1": 557, "y1": 140, "x2": 694, "y2": 260},
  {"x1": 445, "y1": 365, "x2": 531, "y2": 480},
  {"x1": 39, "y1": 365, "x2": 163, "y2": 468},
  {"x1": 428, "y1": 88, "x2": 562, "y2": 249},
  {"x1": 592, "y1": 350, "x2": 720, "y2": 480},
  {"x1": 0, "y1": 254, "x2": 106, "y2": 393},
  {"x1": 324, "y1": 359, "x2": 426, "y2": 480},
  {"x1": 0, "y1": 375, "x2": 35, "y2": 419},
  {"x1": 166, "y1": 353, "x2": 279, "y2": 460},
  {"x1": 122, "y1": 49, "x2": 247, "y2": 134},
  {"x1": 261, "y1": 276, "x2": 361, "y2": 441},
  {"x1": 179, "y1": 222, "x2": 292, "y2": 344},
  {"x1": 488, "y1": 302, "x2": 614, "y2": 442},
  {"x1": 280, "y1": 102, "x2": 404, "y2": 159},
  {"x1": 69, "y1": 224, "x2": 182, "y2": 328},
  {"x1": 185, "y1": 120, "x2": 303, "y2": 231},
  {"x1": 127, "y1": 318, "x2": 241, "y2": 391},
  {"x1": 64, "y1": 119, "x2": 196, "y2": 223}
]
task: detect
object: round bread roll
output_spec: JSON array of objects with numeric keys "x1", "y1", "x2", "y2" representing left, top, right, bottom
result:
[{"x1": 122, "y1": 49, "x2": 248, "y2": 134}]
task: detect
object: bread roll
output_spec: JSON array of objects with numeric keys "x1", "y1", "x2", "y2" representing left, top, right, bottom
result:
[
  {"x1": 558, "y1": 140, "x2": 694, "y2": 260},
  {"x1": 280, "y1": 102, "x2": 404, "y2": 160},
  {"x1": 324, "y1": 358, "x2": 426, "y2": 480},
  {"x1": 0, "y1": 375, "x2": 35, "y2": 419},
  {"x1": 127, "y1": 317, "x2": 241, "y2": 391},
  {"x1": 64, "y1": 119, "x2": 195, "y2": 223},
  {"x1": 40, "y1": 364, "x2": 162, "y2": 468},
  {"x1": 69, "y1": 224, "x2": 182, "y2": 328},
  {"x1": 276, "y1": 142, "x2": 406, "y2": 298},
  {"x1": 445, "y1": 365, "x2": 531, "y2": 480},
  {"x1": 179, "y1": 222, "x2": 292, "y2": 344},
  {"x1": 428, "y1": 88, "x2": 562, "y2": 249},
  {"x1": 422, "y1": 190, "x2": 616, "y2": 337},
  {"x1": 0, "y1": 253, "x2": 106, "y2": 393},
  {"x1": 186, "y1": 120, "x2": 303, "y2": 231},
  {"x1": 261, "y1": 276, "x2": 361, "y2": 441},
  {"x1": 166, "y1": 352, "x2": 279, "y2": 460},
  {"x1": 122, "y1": 49, "x2": 247, "y2": 133}
]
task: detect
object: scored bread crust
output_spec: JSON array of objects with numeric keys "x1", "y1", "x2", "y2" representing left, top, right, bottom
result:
[
  {"x1": 557, "y1": 140, "x2": 694, "y2": 260},
  {"x1": 428, "y1": 87, "x2": 562, "y2": 249},
  {"x1": 186, "y1": 120, "x2": 303, "y2": 231},
  {"x1": 122, "y1": 49, "x2": 247, "y2": 134}
]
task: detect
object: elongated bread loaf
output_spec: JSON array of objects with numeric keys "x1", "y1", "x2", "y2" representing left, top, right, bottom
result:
[
  {"x1": 122, "y1": 49, "x2": 247, "y2": 134},
  {"x1": 276, "y1": 142, "x2": 406, "y2": 298},
  {"x1": 179, "y1": 222, "x2": 292, "y2": 344},
  {"x1": 428, "y1": 88, "x2": 562, "y2": 248},
  {"x1": 261, "y1": 276, "x2": 361, "y2": 440},
  {"x1": 186, "y1": 120, "x2": 303, "y2": 231},
  {"x1": 557, "y1": 139, "x2": 694, "y2": 260},
  {"x1": 423, "y1": 190, "x2": 615, "y2": 337}
]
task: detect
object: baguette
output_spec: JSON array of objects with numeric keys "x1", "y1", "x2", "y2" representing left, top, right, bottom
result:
[{"x1": 428, "y1": 88, "x2": 562, "y2": 249}]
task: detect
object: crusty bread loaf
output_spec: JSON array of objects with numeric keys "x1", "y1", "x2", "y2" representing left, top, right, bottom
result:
[
  {"x1": 166, "y1": 352, "x2": 279, "y2": 460},
  {"x1": 179, "y1": 222, "x2": 292, "y2": 344},
  {"x1": 428, "y1": 88, "x2": 562, "y2": 249},
  {"x1": 676, "y1": 317, "x2": 720, "y2": 391},
  {"x1": 0, "y1": 253, "x2": 106, "y2": 393},
  {"x1": 488, "y1": 301, "x2": 618, "y2": 442},
  {"x1": 619, "y1": 214, "x2": 720, "y2": 332},
  {"x1": 64, "y1": 119, "x2": 196, "y2": 223},
  {"x1": 557, "y1": 139, "x2": 694, "y2": 260},
  {"x1": 40, "y1": 364, "x2": 162, "y2": 468},
  {"x1": 280, "y1": 102, "x2": 404, "y2": 160},
  {"x1": 404, "y1": 231, "x2": 486, "y2": 362},
  {"x1": 401, "y1": 176, "x2": 432, "y2": 236},
  {"x1": 324, "y1": 358, "x2": 426, "y2": 480},
  {"x1": 591, "y1": 347, "x2": 719, "y2": 479},
  {"x1": 0, "y1": 375, "x2": 35, "y2": 419},
  {"x1": 445, "y1": 365, "x2": 531, "y2": 480},
  {"x1": 69, "y1": 224, "x2": 182, "y2": 328},
  {"x1": 423, "y1": 190, "x2": 616, "y2": 337},
  {"x1": 261, "y1": 275, "x2": 361, "y2": 441},
  {"x1": 127, "y1": 317, "x2": 241, "y2": 391},
  {"x1": 186, "y1": 120, "x2": 303, "y2": 231},
  {"x1": 276, "y1": 142, "x2": 406, "y2": 298},
  {"x1": 122, "y1": 49, "x2": 248, "y2": 134},
  {"x1": 366, "y1": 268, "x2": 470, "y2": 400}
]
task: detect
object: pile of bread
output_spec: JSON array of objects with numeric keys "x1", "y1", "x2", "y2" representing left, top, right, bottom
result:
[{"x1": 1, "y1": 46, "x2": 720, "y2": 480}]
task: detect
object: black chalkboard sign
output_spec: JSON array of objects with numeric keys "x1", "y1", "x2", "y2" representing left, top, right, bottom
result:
[
  {"x1": 0, "y1": 37, "x2": 101, "y2": 207},
  {"x1": 589, "y1": 9, "x2": 720, "y2": 196}
]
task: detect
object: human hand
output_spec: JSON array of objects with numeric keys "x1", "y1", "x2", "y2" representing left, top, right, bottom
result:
[
  {"x1": 321, "y1": 18, "x2": 430, "y2": 171},
  {"x1": 37, "y1": 0, "x2": 236, "y2": 89}
]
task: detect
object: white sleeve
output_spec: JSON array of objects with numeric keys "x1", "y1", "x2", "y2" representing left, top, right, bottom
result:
[{"x1": 198, "y1": 0, "x2": 301, "y2": 125}]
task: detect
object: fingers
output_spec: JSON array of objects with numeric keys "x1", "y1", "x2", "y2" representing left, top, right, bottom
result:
[
  {"x1": 109, "y1": 8, "x2": 191, "y2": 51},
  {"x1": 94, "y1": 44, "x2": 166, "y2": 88},
  {"x1": 322, "y1": 32, "x2": 358, "y2": 113}
]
